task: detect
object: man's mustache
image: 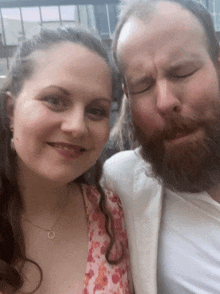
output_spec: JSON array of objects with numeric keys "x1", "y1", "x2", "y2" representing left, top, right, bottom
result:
[{"x1": 150, "y1": 116, "x2": 202, "y2": 143}]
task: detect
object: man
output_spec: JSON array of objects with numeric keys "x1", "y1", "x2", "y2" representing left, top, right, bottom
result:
[{"x1": 102, "y1": 0, "x2": 220, "y2": 293}]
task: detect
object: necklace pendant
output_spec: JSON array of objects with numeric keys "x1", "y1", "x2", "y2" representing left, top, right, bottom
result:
[{"x1": 48, "y1": 230, "x2": 55, "y2": 239}]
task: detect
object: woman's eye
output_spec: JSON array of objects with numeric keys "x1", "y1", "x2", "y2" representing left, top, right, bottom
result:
[
  {"x1": 87, "y1": 107, "x2": 108, "y2": 120},
  {"x1": 43, "y1": 96, "x2": 66, "y2": 110}
]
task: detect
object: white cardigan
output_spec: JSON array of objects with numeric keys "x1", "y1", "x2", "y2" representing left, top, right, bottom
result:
[{"x1": 102, "y1": 149, "x2": 163, "y2": 294}]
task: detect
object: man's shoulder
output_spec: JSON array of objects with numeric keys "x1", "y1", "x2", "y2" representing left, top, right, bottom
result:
[
  {"x1": 102, "y1": 148, "x2": 162, "y2": 204},
  {"x1": 104, "y1": 148, "x2": 147, "y2": 175}
]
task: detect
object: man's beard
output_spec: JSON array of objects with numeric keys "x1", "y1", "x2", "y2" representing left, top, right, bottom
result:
[{"x1": 134, "y1": 107, "x2": 220, "y2": 193}]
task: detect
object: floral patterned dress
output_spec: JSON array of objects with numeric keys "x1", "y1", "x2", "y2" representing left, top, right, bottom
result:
[
  {"x1": 81, "y1": 184, "x2": 132, "y2": 294},
  {"x1": 0, "y1": 184, "x2": 132, "y2": 294}
]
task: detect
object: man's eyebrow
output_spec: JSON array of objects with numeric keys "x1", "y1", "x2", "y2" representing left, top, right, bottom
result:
[
  {"x1": 127, "y1": 75, "x2": 154, "y2": 86},
  {"x1": 168, "y1": 53, "x2": 202, "y2": 68}
]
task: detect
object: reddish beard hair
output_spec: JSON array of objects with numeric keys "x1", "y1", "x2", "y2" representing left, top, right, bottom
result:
[{"x1": 134, "y1": 106, "x2": 220, "y2": 193}]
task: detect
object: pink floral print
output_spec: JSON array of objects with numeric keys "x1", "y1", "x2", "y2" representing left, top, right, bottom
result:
[{"x1": 81, "y1": 184, "x2": 132, "y2": 294}]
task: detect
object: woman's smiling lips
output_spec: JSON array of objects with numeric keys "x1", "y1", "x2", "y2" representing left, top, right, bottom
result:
[{"x1": 47, "y1": 142, "x2": 86, "y2": 159}]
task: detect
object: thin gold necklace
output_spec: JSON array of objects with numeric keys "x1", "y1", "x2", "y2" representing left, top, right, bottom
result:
[
  {"x1": 22, "y1": 191, "x2": 70, "y2": 240},
  {"x1": 23, "y1": 210, "x2": 64, "y2": 239}
]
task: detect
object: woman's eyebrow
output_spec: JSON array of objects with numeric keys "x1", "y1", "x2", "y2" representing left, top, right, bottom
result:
[
  {"x1": 41, "y1": 85, "x2": 71, "y2": 96},
  {"x1": 41, "y1": 86, "x2": 112, "y2": 103}
]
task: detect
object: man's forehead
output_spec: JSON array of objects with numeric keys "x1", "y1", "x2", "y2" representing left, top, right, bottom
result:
[
  {"x1": 117, "y1": 18, "x2": 149, "y2": 71},
  {"x1": 117, "y1": 9, "x2": 208, "y2": 75},
  {"x1": 118, "y1": 35, "x2": 204, "y2": 74}
]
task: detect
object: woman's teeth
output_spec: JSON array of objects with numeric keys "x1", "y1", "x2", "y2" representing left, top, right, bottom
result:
[{"x1": 48, "y1": 143, "x2": 85, "y2": 152}]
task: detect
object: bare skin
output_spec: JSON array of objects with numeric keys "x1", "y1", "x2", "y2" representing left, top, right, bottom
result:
[{"x1": 20, "y1": 184, "x2": 88, "y2": 294}]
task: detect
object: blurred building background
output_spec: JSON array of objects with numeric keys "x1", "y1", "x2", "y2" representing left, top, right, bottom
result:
[
  {"x1": 0, "y1": 0, "x2": 220, "y2": 104},
  {"x1": 197, "y1": 0, "x2": 220, "y2": 40},
  {"x1": 0, "y1": 0, "x2": 119, "y2": 86}
]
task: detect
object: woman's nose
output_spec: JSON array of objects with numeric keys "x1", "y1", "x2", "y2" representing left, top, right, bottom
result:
[{"x1": 61, "y1": 108, "x2": 88, "y2": 137}]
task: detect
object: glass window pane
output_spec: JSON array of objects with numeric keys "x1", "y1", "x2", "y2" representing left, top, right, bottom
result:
[
  {"x1": 208, "y1": 0, "x2": 214, "y2": 14},
  {"x1": 95, "y1": 5, "x2": 109, "y2": 40},
  {"x1": 87, "y1": 5, "x2": 96, "y2": 31},
  {"x1": 60, "y1": 5, "x2": 76, "y2": 21},
  {"x1": 21, "y1": 7, "x2": 41, "y2": 38},
  {"x1": 215, "y1": 0, "x2": 220, "y2": 12},
  {"x1": 22, "y1": 7, "x2": 40, "y2": 22},
  {"x1": 78, "y1": 5, "x2": 88, "y2": 27},
  {"x1": 41, "y1": 6, "x2": 59, "y2": 22},
  {"x1": 2, "y1": 8, "x2": 20, "y2": 21},
  {"x1": 2, "y1": 8, "x2": 22, "y2": 45},
  {"x1": 107, "y1": 4, "x2": 117, "y2": 34}
]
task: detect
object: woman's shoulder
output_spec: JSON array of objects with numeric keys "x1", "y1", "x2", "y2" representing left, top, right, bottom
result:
[
  {"x1": 83, "y1": 184, "x2": 128, "y2": 253},
  {"x1": 81, "y1": 184, "x2": 124, "y2": 215}
]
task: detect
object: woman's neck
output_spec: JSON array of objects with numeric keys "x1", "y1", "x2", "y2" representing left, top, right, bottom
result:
[{"x1": 18, "y1": 166, "x2": 78, "y2": 221}]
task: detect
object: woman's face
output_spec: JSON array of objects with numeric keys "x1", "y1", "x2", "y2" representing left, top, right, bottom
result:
[{"x1": 8, "y1": 42, "x2": 112, "y2": 185}]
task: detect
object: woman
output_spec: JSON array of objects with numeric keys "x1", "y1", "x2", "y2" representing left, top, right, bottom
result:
[{"x1": 0, "y1": 27, "x2": 131, "y2": 294}]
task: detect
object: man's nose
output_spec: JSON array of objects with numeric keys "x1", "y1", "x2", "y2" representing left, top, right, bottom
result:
[
  {"x1": 156, "y1": 80, "x2": 181, "y2": 116},
  {"x1": 61, "y1": 108, "x2": 88, "y2": 137}
]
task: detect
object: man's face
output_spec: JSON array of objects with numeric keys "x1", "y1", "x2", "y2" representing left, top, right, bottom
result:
[{"x1": 117, "y1": 2, "x2": 220, "y2": 192}]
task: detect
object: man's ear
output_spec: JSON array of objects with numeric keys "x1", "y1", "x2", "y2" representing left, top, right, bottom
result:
[{"x1": 6, "y1": 91, "x2": 15, "y2": 127}]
